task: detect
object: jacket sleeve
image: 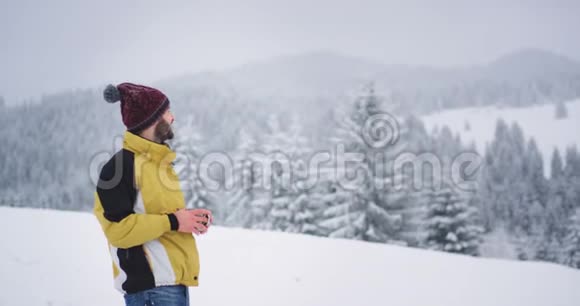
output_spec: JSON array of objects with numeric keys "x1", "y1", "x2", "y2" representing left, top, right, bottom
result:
[{"x1": 93, "y1": 150, "x2": 179, "y2": 249}]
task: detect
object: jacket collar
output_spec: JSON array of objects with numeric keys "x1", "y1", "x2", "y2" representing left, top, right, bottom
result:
[{"x1": 123, "y1": 130, "x2": 176, "y2": 164}]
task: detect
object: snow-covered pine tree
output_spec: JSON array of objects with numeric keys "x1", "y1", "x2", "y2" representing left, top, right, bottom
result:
[
  {"x1": 392, "y1": 115, "x2": 432, "y2": 246},
  {"x1": 250, "y1": 114, "x2": 311, "y2": 232},
  {"x1": 551, "y1": 148, "x2": 564, "y2": 179},
  {"x1": 565, "y1": 146, "x2": 580, "y2": 178},
  {"x1": 508, "y1": 124, "x2": 532, "y2": 227},
  {"x1": 286, "y1": 114, "x2": 310, "y2": 158},
  {"x1": 248, "y1": 150, "x2": 276, "y2": 231},
  {"x1": 547, "y1": 148, "x2": 573, "y2": 220},
  {"x1": 324, "y1": 83, "x2": 404, "y2": 243},
  {"x1": 302, "y1": 166, "x2": 347, "y2": 237},
  {"x1": 508, "y1": 137, "x2": 554, "y2": 261},
  {"x1": 265, "y1": 114, "x2": 294, "y2": 232},
  {"x1": 564, "y1": 146, "x2": 580, "y2": 211},
  {"x1": 476, "y1": 144, "x2": 497, "y2": 232},
  {"x1": 525, "y1": 138, "x2": 549, "y2": 205},
  {"x1": 533, "y1": 146, "x2": 580, "y2": 263},
  {"x1": 513, "y1": 144, "x2": 569, "y2": 264},
  {"x1": 172, "y1": 119, "x2": 194, "y2": 188},
  {"x1": 528, "y1": 146, "x2": 580, "y2": 263},
  {"x1": 261, "y1": 114, "x2": 286, "y2": 152},
  {"x1": 285, "y1": 115, "x2": 314, "y2": 233},
  {"x1": 372, "y1": 92, "x2": 409, "y2": 243},
  {"x1": 489, "y1": 119, "x2": 511, "y2": 202},
  {"x1": 224, "y1": 127, "x2": 258, "y2": 228},
  {"x1": 529, "y1": 148, "x2": 579, "y2": 266},
  {"x1": 535, "y1": 195, "x2": 566, "y2": 263},
  {"x1": 562, "y1": 209, "x2": 580, "y2": 268},
  {"x1": 171, "y1": 115, "x2": 215, "y2": 213},
  {"x1": 488, "y1": 119, "x2": 517, "y2": 223},
  {"x1": 317, "y1": 163, "x2": 369, "y2": 239},
  {"x1": 424, "y1": 183, "x2": 482, "y2": 256},
  {"x1": 478, "y1": 120, "x2": 537, "y2": 236}
]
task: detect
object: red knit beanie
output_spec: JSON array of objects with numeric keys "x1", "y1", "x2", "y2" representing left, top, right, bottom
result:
[{"x1": 103, "y1": 82, "x2": 170, "y2": 133}]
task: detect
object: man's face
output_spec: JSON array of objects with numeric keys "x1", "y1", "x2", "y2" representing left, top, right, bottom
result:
[{"x1": 154, "y1": 109, "x2": 175, "y2": 142}]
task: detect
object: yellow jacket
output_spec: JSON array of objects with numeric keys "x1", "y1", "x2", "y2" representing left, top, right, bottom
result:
[{"x1": 93, "y1": 131, "x2": 200, "y2": 294}]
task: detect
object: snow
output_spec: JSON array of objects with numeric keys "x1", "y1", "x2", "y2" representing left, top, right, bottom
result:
[
  {"x1": 422, "y1": 99, "x2": 580, "y2": 175},
  {"x1": 1, "y1": 207, "x2": 580, "y2": 306}
]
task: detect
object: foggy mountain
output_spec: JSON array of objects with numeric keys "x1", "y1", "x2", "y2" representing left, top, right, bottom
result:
[{"x1": 154, "y1": 48, "x2": 580, "y2": 113}]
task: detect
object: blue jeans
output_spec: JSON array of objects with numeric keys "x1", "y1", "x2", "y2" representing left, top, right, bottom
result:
[{"x1": 124, "y1": 285, "x2": 189, "y2": 306}]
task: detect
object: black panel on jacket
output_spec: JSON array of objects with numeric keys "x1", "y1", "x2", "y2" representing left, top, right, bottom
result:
[
  {"x1": 96, "y1": 149, "x2": 137, "y2": 223},
  {"x1": 117, "y1": 246, "x2": 156, "y2": 293}
]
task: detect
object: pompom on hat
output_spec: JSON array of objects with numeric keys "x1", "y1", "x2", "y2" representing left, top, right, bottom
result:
[{"x1": 103, "y1": 83, "x2": 170, "y2": 133}]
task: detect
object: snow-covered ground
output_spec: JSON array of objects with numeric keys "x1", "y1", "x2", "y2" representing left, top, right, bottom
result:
[
  {"x1": 422, "y1": 99, "x2": 580, "y2": 175},
  {"x1": 1, "y1": 207, "x2": 579, "y2": 306}
]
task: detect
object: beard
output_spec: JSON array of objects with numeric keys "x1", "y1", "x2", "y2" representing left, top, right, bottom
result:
[{"x1": 154, "y1": 118, "x2": 174, "y2": 143}]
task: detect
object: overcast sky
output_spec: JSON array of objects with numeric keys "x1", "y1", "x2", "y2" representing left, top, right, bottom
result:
[{"x1": 0, "y1": 0, "x2": 579, "y2": 105}]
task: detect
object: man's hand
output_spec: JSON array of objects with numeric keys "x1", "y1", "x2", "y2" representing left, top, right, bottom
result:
[
  {"x1": 173, "y1": 209, "x2": 213, "y2": 235},
  {"x1": 190, "y1": 208, "x2": 213, "y2": 232}
]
